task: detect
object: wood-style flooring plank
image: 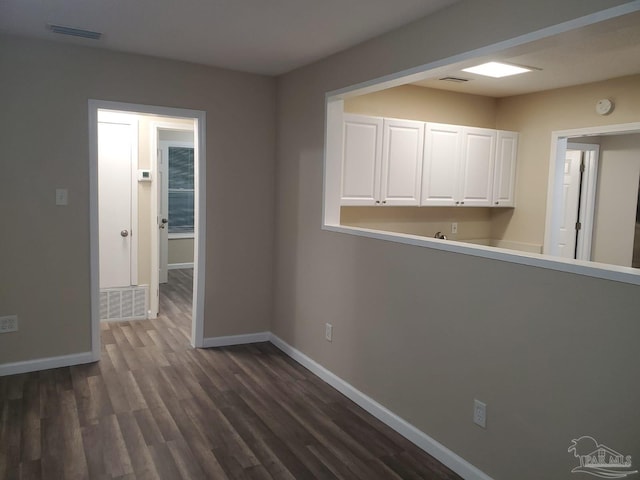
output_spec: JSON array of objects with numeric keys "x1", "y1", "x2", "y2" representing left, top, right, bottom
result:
[
  {"x1": 0, "y1": 269, "x2": 462, "y2": 480},
  {"x1": 116, "y1": 411, "x2": 160, "y2": 479}
]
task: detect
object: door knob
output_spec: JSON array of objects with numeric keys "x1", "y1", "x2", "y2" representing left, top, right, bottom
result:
[
  {"x1": 120, "y1": 230, "x2": 129, "y2": 237},
  {"x1": 160, "y1": 218, "x2": 168, "y2": 229}
]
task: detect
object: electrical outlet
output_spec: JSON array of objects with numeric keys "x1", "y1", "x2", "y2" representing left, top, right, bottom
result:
[
  {"x1": 0, "y1": 315, "x2": 18, "y2": 333},
  {"x1": 473, "y1": 399, "x2": 487, "y2": 428},
  {"x1": 325, "y1": 323, "x2": 333, "y2": 342},
  {"x1": 55, "y1": 188, "x2": 68, "y2": 206},
  {"x1": 451, "y1": 222, "x2": 458, "y2": 234}
]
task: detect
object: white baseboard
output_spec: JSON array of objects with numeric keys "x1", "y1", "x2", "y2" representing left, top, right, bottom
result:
[
  {"x1": 202, "y1": 331, "x2": 271, "y2": 348},
  {"x1": 0, "y1": 351, "x2": 95, "y2": 377},
  {"x1": 168, "y1": 263, "x2": 194, "y2": 270},
  {"x1": 268, "y1": 333, "x2": 493, "y2": 480}
]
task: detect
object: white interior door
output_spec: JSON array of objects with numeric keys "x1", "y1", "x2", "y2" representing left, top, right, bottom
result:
[
  {"x1": 98, "y1": 113, "x2": 137, "y2": 288},
  {"x1": 557, "y1": 150, "x2": 583, "y2": 258}
]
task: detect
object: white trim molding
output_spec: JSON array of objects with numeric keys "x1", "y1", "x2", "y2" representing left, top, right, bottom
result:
[
  {"x1": 169, "y1": 233, "x2": 195, "y2": 239},
  {"x1": 168, "y1": 263, "x2": 194, "y2": 270},
  {"x1": 268, "y1": 334, "x2": 493, "y2": 480},
  {"x1": 202, "y1": 331, "x2": 271, "y2": 348},
  {"x1": 200, "y1": 330, "x2": 491, "y2": 478},
  {"x1": 0, "y1": 351, "x2": 95, "y2": 377}
]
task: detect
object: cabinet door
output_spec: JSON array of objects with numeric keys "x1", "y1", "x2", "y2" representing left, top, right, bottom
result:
[
  {"x1": 422, "y1": 123, "x2": 462, "y2": 206},
  {"x1": 459, "y1": 127, "x2": 496, "y2": 206},
  {"x1": 493, "y1": 131, "x2": 518, "y2": 207},
  {"x1": 381, "y1": 119, "x2": 424, "y2": 206},
  {"x1": 341, "y1": 114, "x2": 383, "y2": 206}
]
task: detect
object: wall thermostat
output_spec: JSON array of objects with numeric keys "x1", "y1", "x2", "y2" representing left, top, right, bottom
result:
[
  {"x1": 137, "y1": 169, "x2": 152, "y2": 182},
  {"x1": 595, "y1": 98, "x2": 614, "y2": 115}
]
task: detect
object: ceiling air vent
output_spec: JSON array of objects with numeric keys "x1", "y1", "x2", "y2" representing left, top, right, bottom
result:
[
  {"x1": 48, "y1": 24, "x2": 102, "y2": 40},
  {"x1": 439, "y1": 76, "x2": 470, "y2": 83}
]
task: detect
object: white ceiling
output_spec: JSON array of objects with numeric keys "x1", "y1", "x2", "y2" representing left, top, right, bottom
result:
[
  {"x1": 411, "y1": 9, "x2": 640, "y2": 97},
  {"x1": 0, "y1": 0, "x2": 457, "y2": 75}
]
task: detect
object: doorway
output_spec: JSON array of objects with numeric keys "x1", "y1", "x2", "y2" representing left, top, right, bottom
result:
[
  {"x1": 89, "y1": 100, "x2": 206, "y2": 361},
  {"x1": 545, "y1": 122, "x2": 640, "y2": 267},
  {"x1": 155, "y1": 126, "x2": 196, "y2": 286}
]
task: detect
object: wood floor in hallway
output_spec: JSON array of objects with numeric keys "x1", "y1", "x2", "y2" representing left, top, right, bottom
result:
[{"x1": 0, "y1": 269, "x2": 462, "y2": 480}]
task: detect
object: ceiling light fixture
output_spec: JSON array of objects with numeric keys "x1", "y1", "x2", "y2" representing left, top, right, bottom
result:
[
  {"x1": 48, "y1": 24, "x2": 102, "y2": 40},
  {"x1": 462, "y1": 61, "x2": 532, "y2": 78}
]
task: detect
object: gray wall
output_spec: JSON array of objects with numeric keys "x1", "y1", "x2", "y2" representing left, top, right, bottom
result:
[
  {"x1": 0, "y1": 34, "x2": 275, "y2": 363},
  {"x1": 274, "y1": 1, "x2": 640, "y2": 479}
]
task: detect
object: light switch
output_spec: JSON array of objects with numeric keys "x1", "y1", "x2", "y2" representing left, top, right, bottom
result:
[{"x1": 56, "y1": 188, "x2": 68, "y2": 206}]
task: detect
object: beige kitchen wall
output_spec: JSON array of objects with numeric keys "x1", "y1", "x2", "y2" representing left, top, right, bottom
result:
[
  {"x1": 590, "y1": 133, "x2": 640, "y2": 266},
  {"x1": 344, "y1": 84, "x2": 498, "y2": 127},
  {"x1": 274, "y1": 1, "x2": 640, "y2": 479},
  {"x1": 0, "y1": 34, "x2": 275, "y2": 364},
  {"x1": 168, "y1": 238, "x2": 195, "y2": 265},
  {"x1": 159, "y1": 129, "x2": 193, "y2": 143},
  {"x1": 341, "y1": 206, "x2": 492, "y2": 241}
]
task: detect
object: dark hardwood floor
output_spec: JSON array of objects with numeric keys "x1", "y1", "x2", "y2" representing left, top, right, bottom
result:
[{"x1": 0, "y1": 269, "x2": 462, "y2": 480}]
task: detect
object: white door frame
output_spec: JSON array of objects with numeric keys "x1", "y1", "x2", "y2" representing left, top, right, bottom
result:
[
  {"x1": 544, "y1": 122, "x2": 640, "y2": 257},
  {"x1": 89, "y1": 99, "x2": 207, "y2": 361},
  {"x1": 150, "y1": 126, "x2": 195, "y2": 317}
]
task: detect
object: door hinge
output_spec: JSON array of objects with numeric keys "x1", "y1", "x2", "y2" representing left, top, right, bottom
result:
[
  {"x1": 575, "y1": 221, "x2": 582, "y2": 231},
  {"x1": 580, "y1": 160, "x2": 585, "y2": 173}
]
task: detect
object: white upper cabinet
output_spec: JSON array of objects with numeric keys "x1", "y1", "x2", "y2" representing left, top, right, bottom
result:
[
  {"x1": 492, "y1": 131, "x2": 519, "y2": 207},
  {"x1": 381, "y1": 118, "x2": 424, "y2": 206},
  {"x1": 341, "y1": 114, "x2": 383, "y2": 206},
  {"x1": 342, "y1": 114, "x2": 518, "y2": 208},
  {"x1": 423, "y1": 124, "x2": 496, "y2": 206},
  {"x1": 422, "y1": 123, "x2": 462, "y2": 206},
  {"x1": 458, "y1": 127, "x2": 496, "y2": 206},
  {"x1": 341, "y1": 114, "x2": 424, "y2": 206}
]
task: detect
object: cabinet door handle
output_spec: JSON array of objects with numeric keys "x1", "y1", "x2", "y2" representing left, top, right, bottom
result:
[
  {"x1": 382, "y1": 201, "x2": 386, "y2": 204},
  {"x1": 375, "y1": 200, "x2": 380, "y2": 204},
  {"x1": 495, "y1": 201, "x2": 499, "y2": 205},
  {"x1": 455, "y1": 201, "x2": 459, "y2": 205},
  {"x1": 461, "y1": 201, "x2": 465, "y2": 205}
]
